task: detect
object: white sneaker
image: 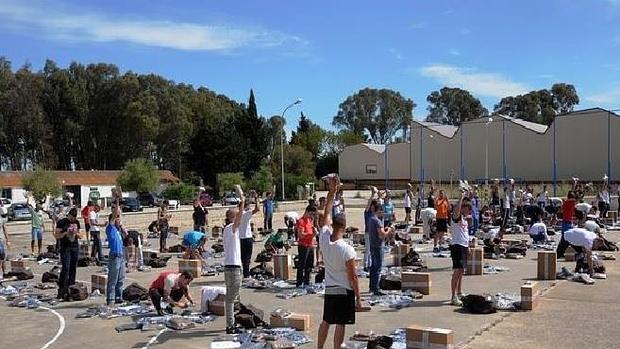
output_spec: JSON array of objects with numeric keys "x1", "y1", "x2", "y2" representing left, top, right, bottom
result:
[{"x1": 451, "y1": 296, "x2": 463, "y2": 306}]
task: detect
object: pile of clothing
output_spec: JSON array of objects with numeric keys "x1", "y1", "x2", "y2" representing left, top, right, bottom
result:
[{"x1": 76, "y1": 303, "x2": 154, "y2": 319}]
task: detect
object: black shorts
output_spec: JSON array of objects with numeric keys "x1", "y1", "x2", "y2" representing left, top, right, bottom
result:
[
  {"x1": 323, "y1": 287, "x2": 355, "y2": 325},
  {"x1": 450, "y1": 244, "x2": 468, "y2": 269},
  {"x1": 405, "y1": 207, "x2": 412, "y2": 214},
  {"x1": 436, "y1": 218, "x2": 448, "y2": 232}
]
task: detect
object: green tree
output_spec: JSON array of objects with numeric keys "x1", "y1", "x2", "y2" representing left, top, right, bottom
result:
[
  {"x1": 494, "y1": 83, "x2": 580, "y2": 125},
  {"x1": 217, "y1": 172, "x2": 245, "y2": 196},
  {"x1": 116, "y1": 158, "x2": 159, "y2": 193},
  {"x1": 425, "y1": 87, "x2": 488, "y2": 125},
  {"x1": 246, "y1": 162, "x2": 274, "y2": 195},
  {"x1": 290, "y1": 112, "x2": 327, "y2": 161},
  {"x1": 333, "y1": 88, "x2": 416, "y2": 144},
  {"x1": 271, "y1": 144, "x2": 315, "y2": 198},
  {"x1": 161, "y1": 182, "x2": 196, "y2": 204},
  {"x1": 315, "y1": 130, "x2": 365, "y2": 178},
  {"x1": 22, "y1": 168, "x2": 62, "y2": 202}
]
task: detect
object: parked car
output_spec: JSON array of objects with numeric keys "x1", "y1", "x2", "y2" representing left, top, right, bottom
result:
[
  {"x1": 221, "y1": 192, "x2": 241, "y2": 206},
  {"x1": 137, "y1": 192, "x2": 164, "y2": 207},
  {"x1": 0, "y1": 198, "x2": 11, "y2": 217},
  {"x1": 8, "y1": 202, "x2": 32, "y2": 221},
  {"x1": 120, "y1": 197, "x2": 143, "y2": 212}
]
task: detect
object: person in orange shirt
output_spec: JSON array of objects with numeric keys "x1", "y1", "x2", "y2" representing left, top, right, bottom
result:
[
  {"x1": 295, "y1": 205, "x2": 318, "y2": 288},
  {"x1": 434, "y1": 190, "x2": 450, "y2": 253}
]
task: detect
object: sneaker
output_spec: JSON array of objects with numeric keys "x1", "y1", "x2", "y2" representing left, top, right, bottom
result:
[
  {"x1": 451, "y1": 296, "x2": 463, "y2": 306},
  {"x1": 581, "y1": 274, "x2": 595, "y2": 285},
  {"x1": 457, "y1": 293, "x2": 466, "y2": 300}
]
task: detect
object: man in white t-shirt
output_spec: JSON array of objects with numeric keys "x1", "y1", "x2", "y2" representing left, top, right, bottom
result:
[
  {"x1": 420, "y1": 207, "x2": 436, "y2": 240},
  {"x1": 449, "y1": 193, "x2": 472, "y2": 306},
  {"x1": 89, "y1": 205, "x2": 106, "y2": 264},
  {"x1": 238, "y1": 192, "x2": 260, "y2": 279},
  {"x1": 564, "y1": 210, "x2": 606, "y2": 275},
  {"x1": 317, "y1": 175, "x2": 361, "y2": 349},
  {"x1": 223, "y1": 185, "x2": 245, "y2": 334},
  {"x1": 528, "y1": 216, "x2": 548, "y2": 244},
  {"x1": 284, "y1": 211, "x2": 299, "y2": 241},
  {"x1": 404, "y1": 185, "x2": 413, "y2": 223}
]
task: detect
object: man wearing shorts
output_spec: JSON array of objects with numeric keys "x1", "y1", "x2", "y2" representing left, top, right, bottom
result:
[
  {"x1": 434, "y1": 190, "x2": 449, "y2": 253},
  {"x1": 28, "y1": 199, "x2": 49, "y2": 256},
  {"x1": 404, "y1": 185, "x2": 413, "y2": 223},
  {"x1": 449, "y1": 193, "x2": 471, "y2": 306},
  {"x1": 317, "y1": 175, "x2": 362, "y2": 349}
]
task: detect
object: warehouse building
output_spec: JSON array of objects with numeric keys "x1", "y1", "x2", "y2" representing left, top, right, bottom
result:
[{"x1": 339, "y1": 108, "x2": 620, "y2": 186}]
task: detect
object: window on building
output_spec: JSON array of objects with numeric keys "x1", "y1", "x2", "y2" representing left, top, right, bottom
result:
[
  {"x1": 365, "y1": 164, "x2": 378, "y2": 174},
  {"x1": 1, "y1": 188, "x2": 10, "y2": 199}
]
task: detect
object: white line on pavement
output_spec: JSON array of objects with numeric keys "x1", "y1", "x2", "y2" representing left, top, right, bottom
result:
[
  {"x1": 140, "y1": 328, "x2": 168, "y2": 349},
  {"x1": 39, "y1": 306, "x2": 66, "y2": 349}
]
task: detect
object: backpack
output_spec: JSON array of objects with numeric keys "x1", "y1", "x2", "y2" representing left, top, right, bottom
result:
[
  {"x1": 68, "y1": 283, "x2": 89, "y2": 301},
  {"x1": 78, "y1": 257, "x2": 96, "y2": 267},
  {"x1": 6, "y1": 268, "x2": 35, "y2": 281},
  {"x1": 461, "y1": 295, "x2": 496, "y2": 314},
  {"x1": 315, "y1": 267, "x2": 325, "y2": 284},
  {"x1": 42, "y1": 266, "x2": 60, "y2": 283},
  {"x1": 122, "y1": 283, "x2": 149, "y2": 302},
  {"x1": 149, "y1": 257, "x2": 170, "y2": 268},
  {"x1": 379, "y1": 275, "x2": 401, "y2": 290},
  {"x1": 236, "y1": 303, "x2": 265, "y2": 328},
  {"x1": 235, "y1": 313, "x2": 257, "y2": 329},
  {"x1": 401, "y1": 249, "x2": 423, "y2": 267},
  {"x1": 254, "y1": 250, "x2": 273, "y2": 263},
  {"x1": 168, "y1": 244, "x2": 184, "y2": 253},
  {"x1": 367, "y1": 336, "x2": 394, "y2": 349}
]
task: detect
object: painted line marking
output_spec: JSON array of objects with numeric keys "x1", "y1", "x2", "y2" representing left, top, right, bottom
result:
[
  {"x1": 39, "y1": 306, "x2": 66, "y2": 349},
  {"x1": 140, "y1": 328, "x2": 168, "y2": 349}
]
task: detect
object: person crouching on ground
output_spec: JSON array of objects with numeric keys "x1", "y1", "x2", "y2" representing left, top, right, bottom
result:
[
  {"x1": 106, "y1": 203, "x2": 126, "y2": 305},
  {"x1": 449, "y1": 193, "x2": 472, "y2": 306},
  {"x1": 528, "y1": 215, "x2": 548, "y2": 244},
  {"x1": 295, "y1": 204, "x2": 318, "y2": 288},
  {"x1": 564, "y1": 210, "x2": 606, "y2": 275},
  {"x1": 149, "y1": 271, "x2": 195, "y2": 316},
  {"x1": 317, "y1": 175, "x2": 362, "y2": 349},
  {"x1": 223, "y1": 185, "x2": 245, "y2": 334},
  {"x1": 182, "y1": 230, "x2": 207, "y2": 260}
]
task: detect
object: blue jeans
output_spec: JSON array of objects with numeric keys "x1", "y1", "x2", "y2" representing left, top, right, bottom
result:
[
  {"x1": 32, "y1": 227, "x2": 43, "y2": 240},
  {"x1": 240, "y1": 238, "x2": 253, "y2": 278},
  {"x1": 91, "y1": 231, "x2": 103, "y2": 261},
  {"x1": 106, "y1": 253, "x2": 125, "y2": 304},
  {"x1": 468, "y1": 216, "x2": 479, "y2": 236},
  {"x1": 369, "y1": 246, "x2": 384, "y2": 293}
]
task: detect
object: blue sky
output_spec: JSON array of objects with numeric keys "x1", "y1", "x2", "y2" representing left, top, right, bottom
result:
[{"x1": 1, "y1": 0, "x2": 620, "y2": 131}]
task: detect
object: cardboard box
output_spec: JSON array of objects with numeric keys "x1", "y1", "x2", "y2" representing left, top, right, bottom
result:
[
  {"x1": 274, "y1": 254, "x2": 293, "y2": 280},
  {"x1": 178, "y1": 259, "x2": 202, "y2": 278},
  {"x1": 537, "y1": 251, "x2": 557, "y2": 280},
  {"x1": 520, "y1": 282, "x2": 539, "y2": 311},
  {"x1": 564, "y1": 246, "x2": 576, "y2": 262},
  {"x1": 10, "y1": 260, "x2": 31, "y2": 273},
  {"x1": 406, "y1": 325, "x2": 453, "y2": 349},
  {"x1": 466, "y1": 247, "x2": 484, "y2": 275},
  {"x1": 468, "y1": 238, "x2": 477, "y2": 248},
  {"x1": 208, "y1": 294, "x2": 225, "y2": 316},
  {"x1": 91, "y1": 274, "x2": 107, "y2": 294},
  {"x1": 270, "y1": 313, "x2": 312, "y2": 331},
  {"x1": 392, "y1": 244, "x2": 410, "y2": 266},
  {"x1": 401, "y1": 272, "x2": 431, "y2": 295}
]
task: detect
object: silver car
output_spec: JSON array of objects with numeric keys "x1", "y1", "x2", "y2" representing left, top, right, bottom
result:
[{"x1": 8, "y1": 203, "x2": 32, "y2": 221}]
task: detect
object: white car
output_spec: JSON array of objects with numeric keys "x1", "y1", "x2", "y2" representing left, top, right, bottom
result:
[
  {"x1": 167, "y1": 199, "x2": 180, "y2": 210},
  {"x1": 0, "y1": 197, "x2": 12, "y2": 217}
]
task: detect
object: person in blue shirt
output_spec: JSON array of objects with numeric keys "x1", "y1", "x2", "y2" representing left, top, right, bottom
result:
[
  {"x1": 182, "y1": 230, "x2": 206, "y2": 260},
  {"x1": 382, "y1": 195, "x2": 395, "y2": 227},
  {"x1": 262, "y1": 192, "x2": 274, "y2": 231},
  {"x1": 106, "y1": 201, "x2": 126, "y2": 306},
  {"x1": 368, "y1": 201, "x2": 393, "y2": 295}
]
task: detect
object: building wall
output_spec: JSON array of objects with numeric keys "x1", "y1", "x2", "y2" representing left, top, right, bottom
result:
[{"x1": 340, "y1": 109, "x2": 620, "y2": 183}]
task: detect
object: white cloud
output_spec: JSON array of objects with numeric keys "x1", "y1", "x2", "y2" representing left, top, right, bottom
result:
[
  {"x1": 449, "y1": 49, "x2": 461, "y2": 56},
  {"x1": 388, "y1": 48, "x2": 404, "y2": 60},
  {"x1": 0, "y1": 0, "x2": 305, "y2": 51},
  {"x1": 586, "y1": 85, "x2": 620, "y2": 104},
  {"x1": 419, "y1": 64, "x2": 529, "y2": 98}
]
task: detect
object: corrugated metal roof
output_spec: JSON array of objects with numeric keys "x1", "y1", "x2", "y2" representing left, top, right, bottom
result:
[
  {"x1": 418, "y1": 121, "x2": 459, "y2": 137},
  {"x1": 361, "y1": 144, "x2": 386, "y2": 153},
  {"x1": 0, "y1": 170, "x2": 179, "y2": 188},
  {"x1": 499, "y1": 115, "x2": 548, "y2": 133}
]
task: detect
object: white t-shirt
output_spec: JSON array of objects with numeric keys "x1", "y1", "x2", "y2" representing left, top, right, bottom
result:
[
  {"x1": 599, "y1": 191, "x2": 610, "y2": 204},
  {"x1": 285, "y1": 211, "x2": 299, "y2": 221},
  {"x1": 503, "y1": 193, "x2": 511, "y2": 209},
  {"x1": 528, "y1": 222, "x2": 547, "y2": 237},
  {"x1": 537, "y1": 192, "x2": 547, "y2": 203},
  {"x1": 319, "y1": 226, "x2": 356, "y2": 290},
  {"x1": 403, "y1": 192, "x2": 412, "y2": 208},
  {"x1": 163, "y1": 273, "x2": 179, "y2": 294},
  {"x1": 584, "y1": 220, "x2": 600, "y2": 233},
  {"x1": 483, "y1": 227, "x2": 500, "y2": 241},
  {"x1": 89, "y1": 211, "x2": 100, "y2": 232},
  {"x1": 575, "y1": 203, "x2": 592, "y2": 214},
  {"x1": 238, "y1": 210, "x2": 253, "y2": 239},
  {"x1": 450, "y1": 216, "x2": 469, "y2": 247},
  {"x1": 223, "y1": 223, "x2": 241, "y2": 266},
  {"x1": 420, "y1": 208, "x2": 436, "y2": 237},
  {"x1": 564, "y1": 227, "x2": 597, "y2": 250}
]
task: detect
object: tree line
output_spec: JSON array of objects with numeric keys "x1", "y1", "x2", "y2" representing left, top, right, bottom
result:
[{"x1": 0, "y1": 57, "x2": 582, "y2": 196}]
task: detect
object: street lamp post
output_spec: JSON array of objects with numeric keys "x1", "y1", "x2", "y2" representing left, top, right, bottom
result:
[{"x1": 280, "y1": 98, "x2": 303, "y2": 201}]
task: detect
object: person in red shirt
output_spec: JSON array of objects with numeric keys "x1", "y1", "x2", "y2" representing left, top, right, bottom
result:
[
  {"x1": 295, "y1": 205, "x2": 318, "y2": 288},
  {"x1": 148, "y1": 271, "x2": 194, "y2": 316},
  {"x1": 81, "y1": 201, "x2": 93, "y2": 247},
  {"x1": 434, "y1": 190, "x2": 450, "y2": 253},
  {"x1": 557, "y1": 191, "x2": 577, "y2": 258}
]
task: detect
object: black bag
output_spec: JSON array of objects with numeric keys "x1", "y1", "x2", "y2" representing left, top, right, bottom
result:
[
  {"x1": 168, "y1": 244, "x2": 184, "y2": 253},
  {"x1": 254, "y1": 250, "x2": 273, "y2": 263},
  {"x1": 367, "y1": 335, "x2": 394, "y2": 349},
  {"x1": 461, "y1": 295, "x2": 496, "y2": 314},
  {"x1": 212, "y1": 244, "x2": 224, "y2": 253},
  {"x1": 315, "y1": 267, "x2": 325, "y2": 284},
  {"x1": 78, "y1": 257, "x2": 96, "y2": 267},
  {"x1": 235, "y1": 313, "x2": 257, "y2": 329},
  {"x1": 122, "y1": 283, "x2": 149, "y2": 302},
  {"x1": 593, "y1": 260, "x2": 606, "y2": 274},
  {"x1": 42, "y1": 266, "x2": 60, "y2": 283},
  {"x1": 506, "y1": 245, "x2": 527, "y2": 256},
  {"x1": 6, "y1": 269, "x2": 35, "y2": 280},
  {"x1": 249, "y1": 264, "x2": 274, "y2": 279},
  {"x1": 236, "y1": 303, "x2": 265, "y2": 327},
  {"x1": 68, "y1": 283, "x2": 89, "y2": 301},
  {"x1": 149, "y1": 256, "x2": 170, "y2": 268},
  {"x1": 401, "y1": 249, "x2": 422, "y2": 267},
  {"x1": 594, "y1": 236, "x2": 619, "y2": 252},
  {"x1": 379, "y1": 276, "x2": 401, "y2": 290}
]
